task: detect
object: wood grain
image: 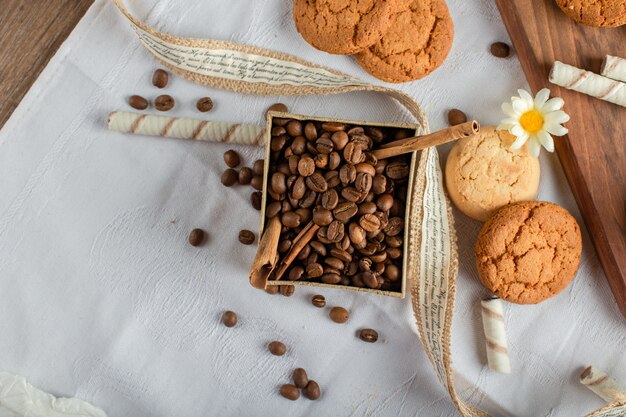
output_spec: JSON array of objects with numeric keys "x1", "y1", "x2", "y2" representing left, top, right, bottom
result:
[
  {"x1": 0, "y1": 0, "x2": 93, "y2": 128},
  {"x1": 496, "y1": 0, "x2": 626, "y2": 317}
]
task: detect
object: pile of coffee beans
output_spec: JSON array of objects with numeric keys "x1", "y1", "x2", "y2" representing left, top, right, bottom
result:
[
  {"x1": 263, "y1": 117, "x2": 411, "y2": 293},
  {"x1": 280, "y1": 368, "x2": 320, "y2": 401}
]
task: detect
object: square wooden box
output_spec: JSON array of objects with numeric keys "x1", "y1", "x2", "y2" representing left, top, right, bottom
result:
[{"x1": 259, "y1": 112, "x2": 420, "y2": 298}]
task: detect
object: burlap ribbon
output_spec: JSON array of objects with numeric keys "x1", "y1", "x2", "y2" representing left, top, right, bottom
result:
[{"x1": 112, "y1": 1, "x2": 625, "y2": 415}]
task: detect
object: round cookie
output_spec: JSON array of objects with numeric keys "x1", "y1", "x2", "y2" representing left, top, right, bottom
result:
[
  {"x1": 475, "y1": 201, "x2": 582, "y2": 304},
  {"x1": 293, "y1": 0, "x2": 400, "y2": 55},
  {"x1": 554, "y1": 0, "x2": 626, "y2": 27},
  {"x1": 445, "y1": 126, "x2": 540, "y2": 222},
  {"x1": 355, "y1": 0, "x2": 454, "y2": 83}
]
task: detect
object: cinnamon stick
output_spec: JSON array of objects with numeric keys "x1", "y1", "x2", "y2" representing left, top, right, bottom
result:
[
  {"x1": 372, "y1": 121, "x2": 479, "y2": 160},
  {"x1": 249, "y1": 216, "x2": 282, "y2": 289},
  {"x1": 271, "y1": 221, "x2": 320, "y2": 282}
]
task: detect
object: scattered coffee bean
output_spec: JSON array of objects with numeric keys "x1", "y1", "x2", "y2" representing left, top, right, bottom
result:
[
  {"x1": 280, "y1": 384, "x2": 300, "y2": 401},
  {"x1": 252, "y1": 159, "x2": 265, "y2": 176},
  {"x1": 329, "y1": 306, "x2": 349, "y2": 323},
  {"x1": 311, "y1": 294, "x2": 326, "y2": 308},
  {"x1": 238, "y1": 167, "x2": 253, "y2": 185},
  {"x1": 268, "y1": 341, "x2": 287, "y2": 356},
  {"x1": 188, "y1": 228, "x2": 205, "y2": 246},
  {"x1": 251, "y1": 191, "x2": 263, "y2": 210},
  {"x1": 222, "y1": 311, "x2": 237, "y2": 327},
  {"x1": 128, "y1": 95, "x2": 149, "y2": 110},
  {"x1": 196, "y1": 97, "x2": 214, "y2": 112},
  {"x1": 490, "y1": 41, "x2": 511, "y2": 58},
  {"x1": 265, "y1": 103, "x2": 288, "y2": 118},
  {"x1": 293, "y1": 368, "x2": 308, "y2": 389},
  {"x1": 223, "y1": 150, "x2": 241, "y2": 168},
  {"x1": 447, "y1": 108, "x2": 467, "y2": 126},
  {"x1": 250, "y1": 175, "x2": 264, "y2": 191},
  {"x1": 304, "y1": 380, "x2": 320, "y2": 400},
  {"x1": 221, "y1": 169, "x2": 238, "y2": 186},
  {"x1": 154, "y1": 94, "x2": 175, "y2": 111},
  {"x1": 152, "y1": 69, "x2": 168, "y2": 88},
  {"x1": 239, "y1": 229, "x2": 255, "y2": 245},
  {"x1": 280, "y1": 285, "x2": 295, "y2": 297},
  {"x1": 265, "y1": 285, "x2": 279, "y2": 295},
  {"x1": 359, "y1": 328, "x2": 379, "y2": 343}
]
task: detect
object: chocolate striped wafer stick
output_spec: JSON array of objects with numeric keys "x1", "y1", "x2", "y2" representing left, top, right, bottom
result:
[
  {"x1": 601, "y1": 55, "x2": 626, "y2": 83},
  {"x1": 108, "y1": 111, "x2": 266, "y2": 146},
  {"x1": 481, "y1": 298, "x2": 511, "y2": 374},
  {"x1": 549, "y1": 61, "x2": 625, "y2": 107},
  {"x1": 580, "y1": 366, "x2": 626, "y2": 403}
]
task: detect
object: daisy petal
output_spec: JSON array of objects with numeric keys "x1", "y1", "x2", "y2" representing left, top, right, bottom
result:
[
  {"x1": 510, "y1": 132, "x2": 529, "y2": 150},
  {"x1": 537, "y1": 130, "x2": 554, "y2": 152},
  {"x1": 544, "y1": 122, "x2": 568, "y2": 136},
  {"x1": 534, "y1": 88, "x2": 550, "y2": 109},
  {"x1": 518, "y1": 89, "x2": 535, "y2": 109},
  {"x1": 512, "y1": 97, "x2": 530, "y2": 114},
  {"x1": 544, "y1": 110, "x2": 570, "y2": 125},
  {"x1": 527, "y1": 138, "x2": 541, "y2": 157},
  {"x1": 501, "y1": 102, "x2": 518, "y2": 118},
  {"x1": 497, "y1": 123, "x2": 514, "y2": 131},
  {"x1": 541, "y1": 97, "x2": 565, "y2": 112},
  {"x1": 510, "y1": 124, "x2": 525, "y2": 137}
]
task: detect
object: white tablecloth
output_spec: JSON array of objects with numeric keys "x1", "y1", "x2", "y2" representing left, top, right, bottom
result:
[{"x1": 0, "y1": 1, "x2": 624, "y2": 416}]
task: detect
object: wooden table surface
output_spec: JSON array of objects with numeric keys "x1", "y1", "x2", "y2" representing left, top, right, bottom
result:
[{"x1": 0, "y1": 0, "x2": 93, "y2": 128}]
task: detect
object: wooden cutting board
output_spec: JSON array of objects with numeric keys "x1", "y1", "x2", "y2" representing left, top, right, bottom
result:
[{"x1": 495, "y1": 0, "x2": 626, "y2": 318}]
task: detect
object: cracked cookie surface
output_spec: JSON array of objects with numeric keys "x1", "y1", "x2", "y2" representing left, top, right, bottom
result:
[
  {"x1": 554, "y1": 0, "x2": 626, "y2": 27},
  {"x1": 445, "y1": 126, "x2": 540, "y2": 222},
  {"x1": 293, "y1": 0, "x2": 399, "y2": 55},
  {"x1": 475, "y1": 201, "x2": 582, "y2": 304},
  {"x1": 354, "y1": 0, "x2": 453, "y2": 82}
]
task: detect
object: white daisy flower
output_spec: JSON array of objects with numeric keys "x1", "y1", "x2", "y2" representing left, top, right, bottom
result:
[{"x1": 497, "y1": 88, "x2": 570, "y2": 158}]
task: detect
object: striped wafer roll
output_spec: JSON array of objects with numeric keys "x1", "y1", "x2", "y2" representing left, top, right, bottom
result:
[
  {"x1": 580, "y1": 366, "x2": 626, "y2": 403},
  {"x1": 108, "y1": 111, "x2": 266, "y2": 146},
  {"x1": 480, "y1": 298, "x2": 511, "y2": 374},
  {"x1": 601, "y1": 55, "x2": 626, "y2": 83},
  {"x1": 549, "y1": 61, "x2": 625, "y2": 107}
]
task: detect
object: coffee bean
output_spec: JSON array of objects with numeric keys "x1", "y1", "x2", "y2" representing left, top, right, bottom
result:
[
  {"x1": 359, "y1": 214, "x2": 381, "y2": 232},
  {"x1": 251, "y1": 175, "x2": 264, "y2": 190},
  {"x1": 447, "y1": 108, "x2": 467, "y2": 126},
  {"x1": 372, "y1": 174, "x2": 387, "y2": 194},
  {"x1": 324, "y1": 257, "x2": 345, "y2": 270},
  {"x1": 322, "y1": 122, "x2": 346, "y2": 132},
  {"x1": 222, "y1": 311, "x2": 237, "y2": 327},
  {"x1": 310, "y1": 241, "x2": 327, "y2": 256},
  {"x1": 331, "y1": 131, "x2": 349, "y2": 150},
  {"x1": 316, "y1": 137, "x2": 334, "y2": 154},
  {"x1": 223, "y1": 150, "x2": 241, "y2": 168},
  {"x1": 361, "y1": 271, "x2": 379, "y2": 289},
  {"x1": 128, "y1": 95, "x2": 148, "y2": 110},
  {"x1": 321, "y1": 273, "x2": 342, "y2": 284},
  {"x1": 384, "y1": 264, "x2": 400, "y2": 281},
  {"x1": 279, "y1": 240, "x2": 293, "y2": 253},
  {"x1": 490, "y1": 41, "x2": 511, "y2": 58},
  {"x1": 324, "y1": 170, "x2": 340, "y2": 189},
  {"x1": 351, "y1": 134, "x2": 372, "y2": 151},
  {"x1": 321, "y1": 189, "x2": 339, "y2": 210},
  {"x1": 370, "y1": 251, "x2": 387, "y2": 263},
  {"x1": 271, "y1": 135, "x2": 288, "y2": 152},
  {"x1": 266, "y1": 201, "x2": 282, "y2": 218},
  {"x1": 155, "y1": 94, "x2": 175, "y2": 111},
  {"x1": 270, "y1": 172, "x2": 287, "y2": 194},
  {"x1": 188, "y1": 228, "x2": 205, "y2": 246},
  {"x1": 268, "y1": 340, "x2": 287, "y2": 356},
  {"x1": 281, "y1": 211, "x2": 301, "y2": 228},
  {"x1": 385, "y1": 235, "x2": 403, "y2": 248},
  {"x1": 280, "y1": 384, "x2": 300, "y2": 401},
  {"x1": 304, "y1": 380, "x2": 320, "y2": 400},
  {"x1": 339, "y1": 164, "x2": 357, "y2": 184},
  {"x1": 304, "y1": 122, "x2": 317, "y2": 140},
  {"x1": 265, "y1": 103, "x2": 288, "y2": 118},
  {"x1": 312, "y1": 207, "x2": 333, "y2": 226},
  {"x1": 358, "y1": 257, "x2": 373, "y2": 271},
  {"x1": 341, "y1": 187, "x2": 362, "y2": 203},
  {"x1": 239, "y1": 229, "x2": 255, "y2": 245},
  {"x1": 359, "y1": 328, "x2": 378, "y2": 343},
  {"x1": 271, "y1": 126, "x2": 287, "y2": 136},
  {"x1": 314, "y1": 153, "x2": 328, "y2": 169},
  {"x1": 299, "y1": 190, "x2": 317, "y2": 208},
  {"x1": 355, "y1": 172, "x2": 372, "y2": 193},
  {"x1": 296, "y1": 207, "x2": 311, "y2": 223},
  {"x1": 376, "y1": 194, "x2": 394, "y2": 212},
  {"x1": 358, "y1": 202, "x2": 377, "y2": 215},
  {"x1": 196, "y1": 97, "x2": 214, "y2": 112},
  {"x1": 307, "y1": 262, "x2": 324, "y2": 278},
  {"x1": 221, "y1": 169, "x2": 238, "y2": 186},
  {"x1": 329, "y1": 306, "x2": 349, "y2": 323},
  {"x1": 286, "y1": 120, "x2": 303, "y2": 137},
  {"x1": 387, "y1": 247, "x2": 402, "y2": 259},
  {"x1": 252, "y1": 159, "x2": 265, "y2": 176},
  {"x1": 343, "y1": 142, "x2": 362, "y2": 165},
  {"x1": 311, "y1": 294, "x2": 326, "y2": 308},
  {"x1": 232, "y1": 167, "x2": 251, "y2": 186},
  {"x1": 293, "y1": 368, "x2": 309, "y2": 389},
  {"x1": 333, "y1": 201, "x2": 358, "y2": 222},
  {"x1": 298, "y1": 156, "x2": 315, "y2": 177},
  {"x1": 330, "y1": 248, "x2": 352, "y2": 263},
  {"x1": 327, "y1": 220, "x2": 344, "y2": 242},
  {"x1": 384, "y1": 217, "x2": 404, "y2": 236},
  {"x1": 152, "y1": 69, "x2": 169, "y2": 88},
  {"x1": 251, "y1": 191, "x2": 262, "y2": 210},
  {"x1": 385, "y1": 161, "x2": 409, "y2": 179},
  {"x1": 326, "y1": 152, "x2": 340, "y2": 170},
  {"x1": 305, "y1": 172, "x2": 327, "y2": 193},
  {"x1": 265, "y1": 285, "x2": 279, "y2": 295},
  {"x1": 280, "y1": 285, "x2": 295, "y2": 297}
]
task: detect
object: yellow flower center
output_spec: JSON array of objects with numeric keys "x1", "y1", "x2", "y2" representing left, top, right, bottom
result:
[{"x1": 519, "y1": 110, "x2": 544, "y2": 133}]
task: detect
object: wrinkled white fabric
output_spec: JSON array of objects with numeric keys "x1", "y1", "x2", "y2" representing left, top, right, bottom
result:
[
  {"x1": 0, "y1": 373, "x2": 105, "y2": 417},
  {"x1": 0, "y1": 1, "x2": 623, "y2": 416}
]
